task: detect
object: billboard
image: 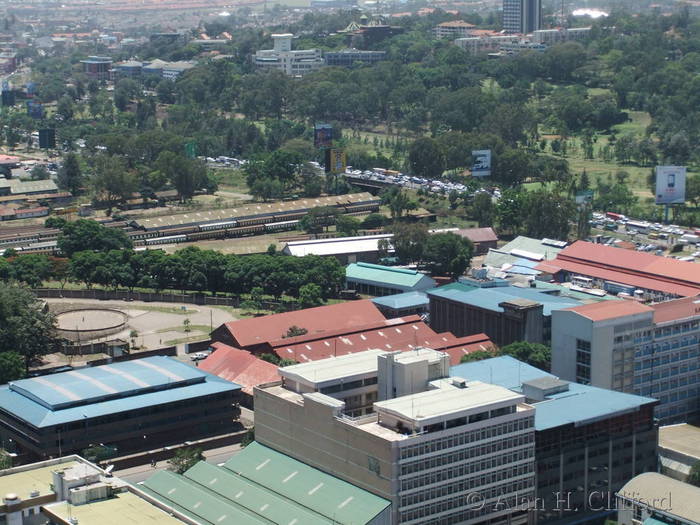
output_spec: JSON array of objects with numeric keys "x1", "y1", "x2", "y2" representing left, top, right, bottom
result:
[
  {"x1": 471, "y1": 149, "x2": 491, "y2": 177},
  {"x1": 324, "y1": 148, "x2": 346, "y2": 174},
  {"x1": 1, "y1": 90, "x2": 15, "y2": 107},
  {"x1": 575, "y1": 189, "x2": 594, "y2": 205},
  {"x1": 38, "y1": 128, "x2": 56, "y2": 149},
  {"x1": 26, "y1": 100, "x2": 43, "y2": 119},
  {"x1": 314, "y1": 123, "x2": 333, "y2": 148},
  {"x1": 655, "y1": 166, "x2": 686, "y2": 205}
]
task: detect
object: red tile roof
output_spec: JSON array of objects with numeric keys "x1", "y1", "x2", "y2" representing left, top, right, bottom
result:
[
  {"x1": 219, "y1": 300, "x2": 386, "y2": 349},
  {"x1": 200, "y1": 343, "x2": 279, "y2": 395},
  {"x1": 563, "y1": 300, "x2": 653, "y2": 322},
  {"x1": 652, "y1": 296, "x2": 700, "y2": 324},
  {"x1": 426, "y1": 333, "x2": 497, "y2": 365}
]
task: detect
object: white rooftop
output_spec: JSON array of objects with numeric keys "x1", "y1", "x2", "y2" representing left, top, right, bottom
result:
[
  {"x1": 283, "y1": 234, "x2": 393, "y2": 257},
  {"x1": 280, "y1": 349, "x2": 388, "y2": 386},
  {"x1": 374, "y1": 381, "x2": 524, "y2": 425}
]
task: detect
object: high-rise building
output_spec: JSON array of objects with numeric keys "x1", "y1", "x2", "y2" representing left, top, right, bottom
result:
[
  {"x1": 552, "y1": 296, "x2": 700, "y2": 424},
  {"x1": 254, "y1": 348, "x2": 536, "y2": 525},
  {"x1": 503, "y1": 0, "x2": 542, "y2": 34}
]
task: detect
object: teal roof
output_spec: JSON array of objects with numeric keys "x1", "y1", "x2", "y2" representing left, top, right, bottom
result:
[
  {"x1": 346, "y1": 262, "x2": 435, "y2": 291},
  {"x1": 451, "y1": 356, "x2": 657, "y2": 431},
  {"x1": 141, "y1": 442, "x2": 390, "y2": 525},
  {"x1": 644, "y1": 518, "x2": 671, "y2": 525},
  {"x1": 372, "y1": 291, "x2": 429, "y2": 310},
  {"x1": 0, "y1": 357, "x2": 239, "y2": 428}
]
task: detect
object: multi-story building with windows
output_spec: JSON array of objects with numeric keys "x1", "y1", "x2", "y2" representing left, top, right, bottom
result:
[
  {"x1": 452, "y1": 356, "x2": 658, "y2": 524},
  {"x1": 552, "y1": 296, "x2": 700, "y2": 424},
  {"x1": 503, "y1": 0, "x2": 542, "y2": 34},
  {"x1": 254, "y1": 348, "x2": 536, "y2": 525},
  {"x1": 252, "y1": 33, "x2": 324, "y2": 76}
]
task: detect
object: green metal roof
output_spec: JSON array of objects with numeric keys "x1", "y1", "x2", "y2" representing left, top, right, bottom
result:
[
  {"x1": 346, "y1": 262, "x2": 435, "y2": 291},
  {"x1": 141, "y1": 442, "x2": 390, "y2": 525},
  {"x1": 223, "y1": 442, "x2": 390, "y2": 524}
]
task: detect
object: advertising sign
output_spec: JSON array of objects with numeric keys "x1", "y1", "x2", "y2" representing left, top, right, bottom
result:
[
  {"x1": 575, "y1": 189, "x2": 594, "y2": 205},
  {"x1": 38, "y1": 128, "x2": 56, "y2": 149},
  {"x1": 314, "y1": 123, "x2": 333, "y2": 148},
  {"x1": 471, "y1": 149, "x2": 491, "y2": 177},
  {"x1": 655, "y1": 166, "x2": 686, "y2": 205},
  {"x1": 324, "y1": 148, "x2": 346, "y2": 174},
  {"x1": 26, "y1": 100, "x2": 43, "y2": 119}
]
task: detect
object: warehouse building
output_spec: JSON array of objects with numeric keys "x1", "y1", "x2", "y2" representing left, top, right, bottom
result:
[
  {"x1": 539, "y1": 240, "x2": 700, "y2": 299},
  {"x1": 617, "y1": 473, "x2": 700, "y2": 525},
  {"x1": 141, "y1": 441, "x2": 391, "y2": 525},
  {"x1": 658, "y1": 423, "x2": 700, "y2": 481},
  {"x1": 452, "y1": 356, "x2": 658, "y2": 524},
  {"x1": 371, "y1": 291, "x2": 430, "y2": 318},
  {"x1": 283, "y1": 234, "x2": 393, "y2": 264},
  {"x1": 346, "y1": 262, "x2": 436, "y2": 296},
  {"x1": 0, "y1": 356, "x2": 241, "y2": 460}
]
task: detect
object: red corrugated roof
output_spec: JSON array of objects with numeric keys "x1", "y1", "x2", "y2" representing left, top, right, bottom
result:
[
  {"x1": 424, "y1": 333, "x2": 497, "y2": 365},
  {"x1": 200, "y1": 343, "x2": 279, "y2": 394},
  {"x1": 221, "y1": 300, "x2": 386, "y2": 348},
  {"x1": 652, "y1": 296, "x2": 700, "y2": 324},
  {"x1": 274, "y1": 318, "x2": 440, "y2": 362},
  {"x1": 563, "y1": 300, "x2": 653, "y2": 322},
  {"x1": 557, "y1": 241, "x2": 700, "y2": 288}
]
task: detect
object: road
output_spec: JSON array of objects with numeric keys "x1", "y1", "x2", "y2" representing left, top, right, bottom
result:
[{"x1": 115, "y1": 442, "x2": 244, "y2": 484}]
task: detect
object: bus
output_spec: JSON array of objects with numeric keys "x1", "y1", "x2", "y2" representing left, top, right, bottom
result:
[
  {"x1": 571, "y1": 275, "x2": 594, "y2": 288},
  {"x1": 606, "y1": 212, "x2": 625, "y2": 221},
  {"x1": 626, "y1": 221, "x2": 650, "y2": 234}
]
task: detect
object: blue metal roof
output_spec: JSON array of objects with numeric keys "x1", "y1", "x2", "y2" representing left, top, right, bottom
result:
[
  {"x1": 371, "y1": 291, "x2": 429, "y2": 310},
  {"x1": 428, "y1": 282, "x2": 582, "y2": 316},
  {"x1": 451, "y1": 356, "x2": 656, "y2": 431},
  {"x1": 0, "y1": 357, "x2": 240, "y2": 428}
]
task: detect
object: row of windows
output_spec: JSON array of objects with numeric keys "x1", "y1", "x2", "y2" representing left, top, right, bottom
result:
[
  {"x1": 401, "y1": 448, "x2": 534, "y2": 491},
  {"x1": 399, "y1": 418, "x2": 534, "y2": 459},
  {"x1": 400, "y1": 464, "x2": 533, "y2": 508},
  {"x1": 635, "y1": 351, "x2": 700, "y2": 369},
  {"x1": 399, "y1": 482, "x2": 533, "y2": 523},
  {"x1": 635, "y1": 342, "x2": 699, "y2": 357},
  {"x1": 400, "y1": 435, "x2": 534, "y2": 476},
  {"x1": 320, "y1": 376, "x2": 377, "y2": 395}
]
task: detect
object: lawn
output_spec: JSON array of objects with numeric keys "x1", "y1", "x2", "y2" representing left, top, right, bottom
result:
[
  {"x1": 211, "y1": 168, "x2": 249, "y2": 194},
  {"x1": 157, "y1": 324, "x2": 212, "y2": 334}
]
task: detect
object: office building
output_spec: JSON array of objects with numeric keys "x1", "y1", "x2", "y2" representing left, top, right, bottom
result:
[
  {"x1": 617, "y1": 473, "x2": 700, "y2": 525},
  {"x1": 432, "y1": 20, "x2": 476, "y2": 39},
  {"x1": 255, "y1": 348, "x2": 536, "y2": 525},
  {"x1": 252, "y1": 33, "x2": 325, "y2": 76},
  {"x1": 503, "y1": 0, "x2": 542, "y2": 34},
  {"x1": 532, "y1": 27, "x2": 592, "y2": 44},
  {"x1": 0, "y1": 356, "x2": 241, "y2": 460},
  {"x1": 538, "y1": 240, "x2": 700, "y2": 300},
  {"x1": 452, "y1": 356, "x2": 658, "y2": 523},
  {"x1": 346, "y1": 263, "x2": 436, "y2": 296},
  {"x1": 552, "y1": 296, "x2": 700, "y2": 424},
  {"x1": 324, "y1": 49, "x2": 387, "y2": 66},
  {"x1": 79, "y1": 56, "x2": 112, "y2": 81},
  {"x1": 142, "y1": 441, "x2": 391, "y2": 525},
  {"x1": 428, "y1": 279, "x2": 582, "y2": 346},
  {"x1": 0, "y1": 455, "x2": 189, "y2": 525}
]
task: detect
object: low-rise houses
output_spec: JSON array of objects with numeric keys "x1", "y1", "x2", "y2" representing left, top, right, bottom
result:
[{"x1": 432, "y1": 20, "x2": 476, "y2": 39}]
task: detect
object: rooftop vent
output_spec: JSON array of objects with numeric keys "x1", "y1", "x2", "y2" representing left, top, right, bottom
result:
[{"x1": 452, "y1": 378, "x2": 467, "y2": 389}]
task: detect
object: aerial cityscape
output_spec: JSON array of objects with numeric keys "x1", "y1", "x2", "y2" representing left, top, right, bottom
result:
[{"x1": 0, "y1": 0, "x2": 698, "y2": 524}]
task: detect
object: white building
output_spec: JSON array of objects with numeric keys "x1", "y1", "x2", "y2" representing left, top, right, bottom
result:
[
  {"x1": 432, "y1": 20, "x2": 476, "y2": 39},
  {"x1": 531, "y1": 27, "x2": 591, "y2": 44},
  {"x1": 255, "y1": 348, "x2": 536, "y2": 525},
  {"x1": 252, "y1": 33, "x2": 324, "y2": 76},
  {"x1": 552, "y1": 297, "x2": 700, "y2": 424},
  {"x1": 617, "y1": 472, "x2": 700, "y2": 525}
]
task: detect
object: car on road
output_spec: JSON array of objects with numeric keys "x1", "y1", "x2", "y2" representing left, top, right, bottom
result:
[{"x1": 190, "y1": 352, "x2": 209, "y2": 361}]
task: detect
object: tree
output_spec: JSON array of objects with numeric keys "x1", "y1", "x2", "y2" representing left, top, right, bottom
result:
[
  {"x1": 408, "y1": 137, "x2": 445, "y2": 179},
  {"x1": 168, "y1": 447, "x2": 204, "y2": 474},
  {"x1": 57, "y1": 219, "x2": 132, "y2": 257},
  {"x1": 361, "y1": 213, "x2": 386, "y2": 230},
  {"x1": 421, "y1": 233, "x2": 473, "y2": 278},
  {"x1": 30, "y1": 165, "x2": 50, "y2": 180},
  {"x1": 460, "y1": 350, "x2": 498, "y2": 363},
  {"x1": 689, "y1": 461, "x2": 700, "y2": 487},
  {"x1": 57, "y1": 153, "x2": 83, "y2": 195},
  {"x1": 56, "y1": 96, "x2": 75, "y2": 121},
  {"x1": 493, "y1": 148, "x2": 533, "y2": 187},
  {"x1": 390, "y1": 223, "x2": 429, "y2": 263},
  {"x1": 8, "y1": 254, "x2": 51, "y2": 287},
  {"x1": 89, "y1": 154, "x2": 137, "y2": 214},
  {"x1": 499, "y1": 341, "x2": 551, "y2": 371},
  {"x1": 0, "y1": 283, "x2": 58, "y2": 371},
  {"x1": 336, "y1": 215, "x2": 361, "y2": 236},
  {"x1": 381, "y1": 187, "x2": 417, "y2": 220},
  {"x1": 521, "y1": 190, "x2": 575, "y2": 240},
  {"x1": 284, "y1": 325, "x2": 308, "y2": 338},
  {"x1": 472, "y1": 192, "x2": 496, "y2": 227},
  {"x1": 156, "y1": 151, "x2": 207, "y2": 201},
  {"x1": 0, "y1": 352, "x2": 25, "y2": 383},
  {"x1": 300, "y1": 207, "x2": 339, "y2": 234},
  {"x1": 299, "y1": 283, "x2": 323, "y2": 309}
]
